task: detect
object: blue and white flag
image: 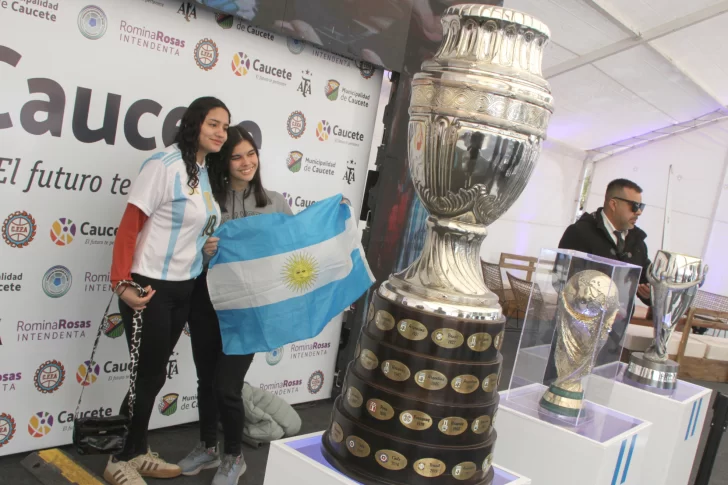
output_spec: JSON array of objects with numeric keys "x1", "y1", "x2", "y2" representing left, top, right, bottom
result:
[{"x1": 207, "y1": 194, "x2": 375, "y2": 355}]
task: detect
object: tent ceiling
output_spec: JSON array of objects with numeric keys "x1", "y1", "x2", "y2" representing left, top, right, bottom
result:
[{"x1": 506, "y1": 0, "x2": 728, "y2": 151}]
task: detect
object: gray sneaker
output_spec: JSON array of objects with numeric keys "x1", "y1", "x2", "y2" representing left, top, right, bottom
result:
[
  {"x1": 212, "y1": 454, "x2": 247, "y2": 485},
  {"x1": 178, "y1": 442, "x2": 221, "y2": 476}
]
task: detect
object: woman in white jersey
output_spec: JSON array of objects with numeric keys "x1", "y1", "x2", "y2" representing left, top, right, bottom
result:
[
  {"x1": 176, "y1": 126, "x2": 291, "y2": 485},
  {"x1": 106, "y1": 97, "x2": 230, "y2": 485}
]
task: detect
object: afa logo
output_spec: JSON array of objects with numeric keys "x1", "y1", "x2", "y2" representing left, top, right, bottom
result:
[
  {"x1": 35, "y1": 360, "x2": 66, "y2": 394},
  {"x1": 308, "y1": 370, "x2": 324, "y2": 394},
  {"x1": 325, "y1": 80, "x2": 340, "y2": 101},
  {"x1": 42, "y1": 265, "x2": 72, "y2": 298},
  {"x1": 316, "y1": 120, "x2": 331, "y2": 142},
  {"x1": 50, "y1": 218, "x2": 77, "y2": 246},
  {"x1": 159, "y1": 393, "x2": 179, "y2": 416},
  {"x1": 216, "y1": 14, "x2": 234, "y2": 29},
  {"x1": 287, "y1": 37, "x2": 306, "y2": 55},
  {"x1": 76, "y1": 360, "x2": 100, "y2": 387},
  {"x1": 286, "y1": 151, "x2": 303, "y2": 173},
  {"x1": 194, "y1": 38, "x2": 219, "y2": 71},
  {"x1": 287, "y1": 111, "x2": 306, "y2": 139},
  {"x1": 357, "y1": 61, "x2": 375, "y2": 80},
  {"x1": 102, "y1": 313, "x2": 125, "y2": 339},
  {"x1": 231, "y1": 52, "x2": 251, "y2": 77},
  {"x1": 266, "y1": 347, "x2": 284, "y2": 366},
  {"x1": 298, "y1": 70, "x2": 312, "y2": 98},
  {"x1": 27, "y1": 412, "x2": 53, "y2": 438},
  {"x1": 78, "y1": 5, "x2": 108, "y2": 40},
  {"x1": 2, "y1": 211, "x2": 36, "y2": 248},
  {"x1": 0, "y1": 413, "x2": 16, "y2": 448}
]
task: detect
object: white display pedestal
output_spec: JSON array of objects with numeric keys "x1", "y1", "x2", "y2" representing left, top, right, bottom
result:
[
  {"x1": 496, "y1": 383, "x2": 652, "y2": 485},
  {"x1": 587, "y1": 362, "x2": 712, "y2": 485},
  {"x1": 263, "y1": 431, "x2": 531, "y2": 485}
]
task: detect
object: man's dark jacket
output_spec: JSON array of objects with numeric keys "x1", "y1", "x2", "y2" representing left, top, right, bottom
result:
[{"x1": 558, "y1": 207, "x2": 651, "y2": 305}]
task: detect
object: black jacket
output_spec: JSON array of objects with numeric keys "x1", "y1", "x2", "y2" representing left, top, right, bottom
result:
[{"x1": 558, "y1": 208, "x2": 651, "y2": 305}]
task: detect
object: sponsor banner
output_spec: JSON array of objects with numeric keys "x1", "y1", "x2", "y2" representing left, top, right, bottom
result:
[{"x1": 0, "y1": 0, "x2": 381, "y2": 456}]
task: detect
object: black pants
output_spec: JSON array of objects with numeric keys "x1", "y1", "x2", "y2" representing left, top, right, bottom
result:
[
  {"x1": 188, "y1": 273, "x2": 254, "y2": 456},
  {"x1": 117, "y1": 274, "x2": 194, "y2": 460}
]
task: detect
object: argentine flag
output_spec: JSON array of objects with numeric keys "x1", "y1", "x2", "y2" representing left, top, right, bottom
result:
[{"x1": 207, "y1": 194, "x2": 375, "y2": 355}]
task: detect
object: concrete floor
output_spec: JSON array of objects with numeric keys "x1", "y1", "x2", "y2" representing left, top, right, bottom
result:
[{"x1": 1, "y1": 322, "x2": 726, "y2": 485}]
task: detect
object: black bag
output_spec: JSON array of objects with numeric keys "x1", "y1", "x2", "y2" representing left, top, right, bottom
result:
[{"x1": 72, "y1": 281, "x2": 146, "y2": 455}]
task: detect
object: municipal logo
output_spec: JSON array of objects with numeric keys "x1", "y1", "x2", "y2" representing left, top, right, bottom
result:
[
  {"x1": 325, "y1": 80, "x2": 340, "y2": 101},
  {"x1": 287, "y1": 37, "x2": 306, "y2": 55},
  {"x1": 42, "y1": 265, "x2": 72, "y2": 298},
  {"x1": 216, "y1": 13, "x2": 234, "y2": 29},
  {"x1": 0, "y1": 413, "x2": 16, "y2": 448},
  {"x1": 282, "y1": 252, "x2": 318, "y2": 292},
  {"x1": 159, "y1": 393, "x2": 179, "y2": 416},
  {"x1": 78, "y1": 5, "x2": 108, "y2": 40},
  {"x1": 50, "y1": 218, "x2": 77, "y2": 246},
  {"x1": 194, "y1": 38, "x2": 219, "y2": 71},
  {"x1": 286, "y1": 151, "x2": 303, "y2": 173},
  {"x1": 231, "y1": 52, "x2": 250, "y2": 76},
  {"x1": 316, "y1": 120, "x2": 331, "y2": 141},
  {"x1": 266, "y1": 347, "x2": 284, "y2": 366},
  {"x1": 308, "y1": 370, "x2": 324, "y2": 394},
  {"x1": 282, "y1": 192, "x2": 294, "y2": 207},
  {"x1": 102, "y1": 313, "x2": 125, "y2": 339},
  {"x1": 27, "y1": 412, "x2": 53, "y2": 438},
  {"x1": 34, "y1": 360, "x2": 66, "y2": 394},
  {"x1": 358, "y1": 61, "x2": 375, "y2": 79},
  {"x1": 287, "y1": 111, "x2": 306, "y2": 139},
  {"x1": 2, "y1": 211, "x2": 36, "y2": 248},
  {"x1": 76, "y1": 360, "x2": 100, "y2": 387}
]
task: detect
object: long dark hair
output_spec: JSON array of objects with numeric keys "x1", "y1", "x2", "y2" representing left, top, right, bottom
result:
[
  {"x1": 174, "y1": 97, "x2": 231, "y2": 192},
  {"x1": 209, "y1": 125, "x2": 269, "y2": 211}
]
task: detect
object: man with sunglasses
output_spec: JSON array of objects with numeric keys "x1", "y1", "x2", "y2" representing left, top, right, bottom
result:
[{"x1": 559, "y1": 178, "x2": 651, "y2": 305}]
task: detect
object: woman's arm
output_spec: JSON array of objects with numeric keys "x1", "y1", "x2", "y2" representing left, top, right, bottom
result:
[{"x1": 111, "y1": 203, "x2": 149, "y2": 289}]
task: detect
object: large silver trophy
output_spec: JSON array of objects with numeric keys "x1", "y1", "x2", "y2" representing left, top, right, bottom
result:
[
  {"x1": 322, "y1": 6, "x2": 554, "y2": 485},
  {"x1": 625, "y1": 251, "x2": 707, "y2": 390}
]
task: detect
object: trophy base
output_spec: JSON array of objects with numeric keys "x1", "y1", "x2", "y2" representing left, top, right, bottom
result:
[
  {"x1": 322, "y1": 396, "x2": 496, "y2": 485},
  {"x1": 538, "y1": 384, "x2": 584, "y2": 418},
  {"x1": 624, "y1": 352, "x2": 678, "y2": 390}
]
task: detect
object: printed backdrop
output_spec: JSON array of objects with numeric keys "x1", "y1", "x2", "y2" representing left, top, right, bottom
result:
[{"x1": 0, "y1": 0, "x2": 382, "y2": 456}]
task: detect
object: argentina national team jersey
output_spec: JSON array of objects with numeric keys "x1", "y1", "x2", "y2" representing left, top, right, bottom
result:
[{"x1": 128, "y1": 144, "x2": 221, "y2": 281}]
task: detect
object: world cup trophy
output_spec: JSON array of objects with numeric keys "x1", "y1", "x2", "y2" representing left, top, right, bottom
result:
[
  {"x1": 321, "y1": 5, "x2": 554, "y2": 485},
  {"x1": 539, "y1": 270, "x2": 621, "y2": 417},
  {"x1": 625, "y1": 251, "x2": 707, "y2": 390}
]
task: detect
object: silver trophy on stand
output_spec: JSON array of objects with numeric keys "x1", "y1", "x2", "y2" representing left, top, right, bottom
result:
[{"x1": 625, "y1": 250, "x2": 707, "y2": 390}]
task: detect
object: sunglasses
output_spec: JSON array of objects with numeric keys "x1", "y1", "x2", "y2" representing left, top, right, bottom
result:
[{"x1": 613, "y1": 197, "x2": 646, "y2": 213}]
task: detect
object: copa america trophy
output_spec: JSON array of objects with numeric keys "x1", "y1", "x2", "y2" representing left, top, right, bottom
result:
[
  {"x1": 540, "y1": 270, "x2": 620, "y2": 418},
  {"x1": 321, "y1": 6, "x2": 553, "y2": 484},
  {"x1": 625, "y1": 251, "x2": 707, "y2": 390}
]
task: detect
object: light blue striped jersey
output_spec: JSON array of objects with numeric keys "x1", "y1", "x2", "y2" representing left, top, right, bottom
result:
[{"x1": 128, "y1": 144, "x2": 221, "y2": 281}]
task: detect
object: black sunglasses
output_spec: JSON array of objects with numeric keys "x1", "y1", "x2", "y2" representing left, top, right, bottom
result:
[{"x1": 613, "y1": 197, "x2": 646, "y2": 213}]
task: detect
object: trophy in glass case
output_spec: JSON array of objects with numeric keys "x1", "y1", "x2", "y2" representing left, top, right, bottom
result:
[
  {"x1": 321, "y1": 5, "x2": 554, "y2": 485},
  {"x1": 539, "y1": 270, "x2": 620, "y2": 417},
  {"x1": 625, "y1": 251, "x2": 707, "y2": 390}
]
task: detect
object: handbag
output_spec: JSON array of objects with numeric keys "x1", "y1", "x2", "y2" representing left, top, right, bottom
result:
[{"x1": 72, "y1": 281, "x2": 146, "y2": 455}]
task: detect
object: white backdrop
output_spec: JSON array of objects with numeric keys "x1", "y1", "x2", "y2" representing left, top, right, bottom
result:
[{"x1": 0, "y1": 0, "x2": 382, "y2": 456}]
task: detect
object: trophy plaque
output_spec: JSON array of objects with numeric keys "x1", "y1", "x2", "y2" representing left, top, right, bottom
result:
[
  {"x1": 625, "y1": 251, "x2": 707, "y2": 390},
  {"x1": 539, "y1": 270, "x2": 620, "y2": 417},
  {"x1": 321, "y1": 5, "x2": 554, "y2": 485}
]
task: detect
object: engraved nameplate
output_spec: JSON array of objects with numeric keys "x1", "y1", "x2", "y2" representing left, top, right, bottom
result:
[
  {"x1": 346, "y1": 435, "x2": 370, "y2": 458},
  {"x1": 415, "y1": 370, "x2": 448, "y2": 390},
  {"x1": 471, "y1": 415, "x2": 491, "y2": 434},
  {"x1": 346, "y1": 387, "x2": 363, "y2": 408},
  {"x1": 452, "y1": 462, "x2": 477, "y2": 481},
  {"x1": 367, "y1": 399, "x2": 395, "y2": 421},
  {"x1": 400, "y1": 410, "x2": 433, "y2": 431},
  {"x1": 330, "y1": 422, "x2": 344, "y2": 443},
  {"x1": 375, "y1": 310, "x2": 395, "y2": 331},
  {"x1": 451, "y1": 374, "x2": 479, "y2": 394},
  {"x1": 494, "y1": 330, "x2": 505, "y2": 350},
  {"x1": 467, "y1": 333, "x2": 493, "y2": 352},
  {"x1": 381, "y1": 360, "x2": 411, "y2": 382},
  {"x1": 376, "y1": 450, "x2": 408, "y2": 471},
  {"x1": 432, "y1": 328, "x2": 465, "y2": 349},
  {"x1": 414, "y1": 458, "x2": 446, "y2": 478},
  {"x1": 482, "y1": 373, "x2": 498, "y2": 392},
  {"x1": 398, "y1": 319, "x2": 428, "y2": 341},
  {"x1": 359, "y1": 349, "x2": 379, "y2": 370},
  {"x1": 438, "y1": 417, "x2": 468, "y2": 436}
]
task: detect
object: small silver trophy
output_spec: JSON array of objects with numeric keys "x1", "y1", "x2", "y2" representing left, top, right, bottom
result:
[{"x1": 625, "y1": 250, "x2": 707, "y2": 390}]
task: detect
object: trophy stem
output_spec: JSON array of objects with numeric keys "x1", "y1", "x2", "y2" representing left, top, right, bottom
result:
[{"x1": 382, "y1": 216, "x2": 501, "y2": 320}]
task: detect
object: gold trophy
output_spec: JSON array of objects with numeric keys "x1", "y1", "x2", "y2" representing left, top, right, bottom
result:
[{"x1": 540, "y1": 270, "x2": 620, "y2": 417}]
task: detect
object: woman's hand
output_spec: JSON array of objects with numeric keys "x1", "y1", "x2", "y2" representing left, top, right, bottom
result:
[
  {"x1": 341, "y1": 197, "x2": 351, "y2": 206},
  {"x1": 203, "y1": 236, "x2": 219, "y2": 256},
  {"x1": 118, "y1": 284, "x2": 155, "y2": 311}
]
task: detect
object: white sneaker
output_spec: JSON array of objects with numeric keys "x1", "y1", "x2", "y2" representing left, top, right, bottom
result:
[
  {"x1": 128, "y1": 447, "x2": 182, "y2": 479},
  {"x1": 103, "y1": 457, "x2": 146, "y2": 485}
]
